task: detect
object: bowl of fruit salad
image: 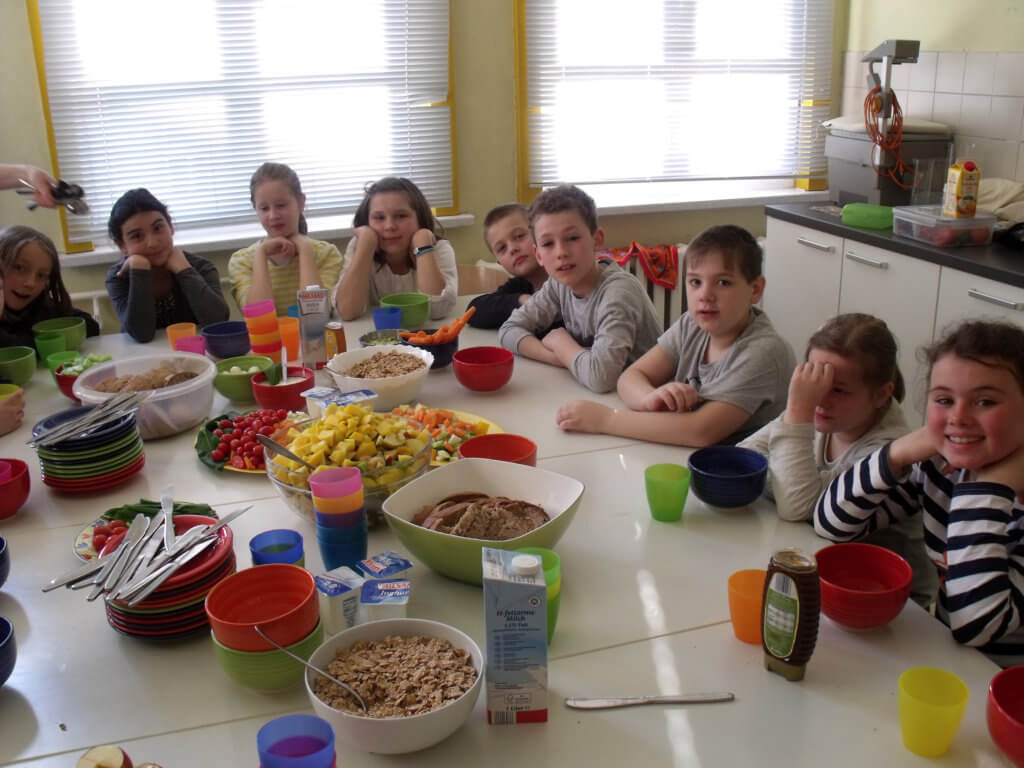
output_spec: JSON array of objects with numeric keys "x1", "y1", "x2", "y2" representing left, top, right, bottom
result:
[
  {"x1": 214, "y1": 355, "x2": 274, "y2": 402},
  {"x1": 264, "y1": 402, "x2": 432, "y2": 527},
  {"x1": 196, "y1": 408, "x2": 296, "y2": 473}
]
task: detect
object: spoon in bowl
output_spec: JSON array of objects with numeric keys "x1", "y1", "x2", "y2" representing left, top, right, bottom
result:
[
  {"x1": 256, "y1": 434, "x2": 317, "y2": 472},
  {"x1": 253, "y1": 625, "x2": 368, "y2": 713}
]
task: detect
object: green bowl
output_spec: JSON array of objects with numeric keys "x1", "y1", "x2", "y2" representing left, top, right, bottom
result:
[
  {"x1": 214, "y1": 355, "x2": 274, "y2": 402},
  {"x1": 46, "y1": 351, "x2": 81, "y2": 381},
  {"x1": 379, "y1": 292, "x2": 430, "y2": 331},
  {"x1": 32, "y1": 317, "x2": 87, "y2": 350},
  {"x1": 212, "y1": 619, "x2": 324, "y2": 690},
  {"x1": 0, "y1": 347, "x2": 36, "y2": 386}
]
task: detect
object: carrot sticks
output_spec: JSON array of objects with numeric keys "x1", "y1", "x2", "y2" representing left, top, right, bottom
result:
[{"x1": 400, "y1": 307, "x2": 476, "y2": 345}]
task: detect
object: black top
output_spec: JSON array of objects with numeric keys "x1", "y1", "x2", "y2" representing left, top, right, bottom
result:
[
  {"x1": 467, "y1": 276, "x2": 537, "y2": 329},
  {"x1": 0, "y1": 304, "x2": 100, "y2": 350}
]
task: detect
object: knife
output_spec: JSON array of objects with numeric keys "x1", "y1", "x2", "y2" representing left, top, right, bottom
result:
[
  {"x1": 125, "y1": 537, "x2": 217, "y2": 606},
  {"x1": 89, "y1": 514, "x2": 149, "y2": 600},
  {"x1": 115, "y1": 510, "x2": 166, "y2": 591},
  {"x1": 43, "y1": 555, "x2": 107, "y2": 592},
  {"x1": 76, "y1": 514, "x2": 146, "y2": 594},
  {"x1": 565, "y1": 693, "x2": 735, "y2": 710}
]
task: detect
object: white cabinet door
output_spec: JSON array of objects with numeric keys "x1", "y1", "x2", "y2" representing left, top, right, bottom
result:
[
  {"x1": 838, "y1": 241, "x2": 941, "y2": 420},
  {"x1": 934, "y1": 267, "x2": 1024, "y2": 334},
  {"x1": 764, "y1": 218, "x2": 843, "y2": 356}
]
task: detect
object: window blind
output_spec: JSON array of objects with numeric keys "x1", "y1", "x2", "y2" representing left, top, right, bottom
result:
[
  {"x1": 522, "y1": 0, "x2": 834, "y2": 188},
  {"x1": 34, "y1": 0, "x2": 453, "y2": 249}
]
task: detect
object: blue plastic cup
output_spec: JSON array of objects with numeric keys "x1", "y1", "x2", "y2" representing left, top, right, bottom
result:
[
  {"x1": 249, "y1": 529, "x2": 304, "y2": 567},
  {"x1": 314, "y1": 506, "x2": 366, "y2": 530},
  {"x1": 286, "y1": 304, "x2": 299, "y2": 318},
  {"x1": 257, "y1": 714, "x2": 335, "y2": 768},
  {"x1": 316, "y1": 518, "x2": 368, "y2": 570},
  {"x1": 372, "y1": 306, "x2": 402, "y2": 330}
]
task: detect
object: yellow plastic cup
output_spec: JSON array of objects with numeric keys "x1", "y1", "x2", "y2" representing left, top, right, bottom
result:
[
  {"x1": 898, "y1": 666, "x2": 969, "y2": 757},
  {"x1": 728, "y1": 569, "x2": 766, "y2": 644},
  {"x1": 166, "y1": 322, "x2": 197, "y2": 350}
]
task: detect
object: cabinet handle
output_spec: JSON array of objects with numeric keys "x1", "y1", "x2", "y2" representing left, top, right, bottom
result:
[
  {"x1": 967, "y1": 288, "x2": 1024, "y2": 311},
  {"x1": 845, "y1": 250, "x2": 888, "y2": 270},
  {"x1": 796, "y1": 237, "x2": 835, "y2": 253}
]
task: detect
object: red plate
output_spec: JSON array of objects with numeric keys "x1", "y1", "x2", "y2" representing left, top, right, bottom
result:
[
  {"x1": 105, "y1": 610, "x2": 211, "y2": 637},
  {"x1": 110, "y1": 557, "x2": 236, "y2": 611},
  {"x1": 159, "y1": 515, "x2": 235, "y2": 591}
]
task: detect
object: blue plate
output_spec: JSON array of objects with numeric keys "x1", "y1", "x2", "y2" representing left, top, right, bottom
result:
[{"x1": 32, "y1": 406, "x2": 137, "y2": 451}]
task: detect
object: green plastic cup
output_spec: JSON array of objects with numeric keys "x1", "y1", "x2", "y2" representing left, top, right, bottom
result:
[
  {"x1": 35, "y1": 331, "x2": 66, "y2": 360},
  {"x1": 645, "y1": 463, "x2": 690, "y2": 522},
  {"x1": 46, "y1": 351, "x2": 80, "y2": 381},
  {"x1": 515, "y1": 547, "x2": 560, "y2": 645}
]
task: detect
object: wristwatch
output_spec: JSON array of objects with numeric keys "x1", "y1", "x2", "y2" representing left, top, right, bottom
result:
[{"x1": 413, "y1": 244, "x2": 435, "y2": 259}]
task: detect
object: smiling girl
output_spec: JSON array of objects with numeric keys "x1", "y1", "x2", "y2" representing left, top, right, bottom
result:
[
  {"x1": 105, "y1": 189, "x2": 229, "y2": 342},
  {"x1": 816, "y1": 320, "x2": 1024, "y2": 666},
  {"x1": 0, "y1": 225, "x2": 99, "y2": 349},
  {"x1": 333, "y1": 176, "x2": 457, "y2": 321},
  {"x1": 228, "y1": 163, "x2": 342, "y2": 314}
]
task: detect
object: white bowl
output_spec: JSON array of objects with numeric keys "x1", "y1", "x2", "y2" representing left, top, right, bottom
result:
[
  {"x1": 325, "y1": 344, "x2": 433, "y2": 411},
  {"x1": 72, "y1": 352, "x2": 216, "y2": 439},
  {"x1": 305, "y1": 618, "x2": 483, "y2": 754},
  {"x1": 382, "y1": 458, "x2": 585, "y2": 584}
]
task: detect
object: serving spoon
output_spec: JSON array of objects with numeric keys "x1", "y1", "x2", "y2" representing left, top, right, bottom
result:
[
  {"x1": 253, "y1": 625, "x2": 368, "y2": 713},
  {"x1": 256, "y1": 434, "x2": 317, "y2": 472}
]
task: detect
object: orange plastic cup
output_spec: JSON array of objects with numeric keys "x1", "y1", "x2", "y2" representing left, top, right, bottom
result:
[
  {"x1": 245, "y1": 314, "x2": 279, "y2": 335},
  {"x1": 167, "y1": 322, "x2": 197, "y2": 349},
  {"x1": 728, "y1": 569, "x2": 766, "y2": 644},
  {"x1": 279, "y1": 316, "x2": 300, "y2": 360},
  {"x1": 249, "y1": 328, "x2": 282, "y2": 347}
]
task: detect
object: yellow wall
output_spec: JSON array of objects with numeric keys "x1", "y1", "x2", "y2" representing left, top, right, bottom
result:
[{"x1": 847, "y1": 0, "x2": 1024, "y2": 51}]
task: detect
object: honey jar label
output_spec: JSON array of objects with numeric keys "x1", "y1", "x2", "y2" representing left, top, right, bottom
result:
[{"x1": 763, "y1": 572, "x2": 799, "y2": 658}]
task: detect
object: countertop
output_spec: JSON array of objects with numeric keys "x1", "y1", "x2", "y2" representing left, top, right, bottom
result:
[{"x1": 765, "y1": 203, "x2": 1024, "y2": 289}]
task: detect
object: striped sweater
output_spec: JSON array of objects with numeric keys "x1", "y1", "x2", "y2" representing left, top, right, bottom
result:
[{"x1": 815, "y1": 442, "x2": 1024, "y2": 667}]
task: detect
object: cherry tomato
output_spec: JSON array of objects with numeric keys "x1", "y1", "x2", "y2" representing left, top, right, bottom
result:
[
  {"x1": 252, "y1": 444, "x2": 264, "y2": 458},
  {"x1": 92, "y1": 532, "x2": 108, "y2": 550},
  {"x1": 259, "y1": 424, "x2": 274, "y2": 436},
  {"x1": 231, "y1": 455, "x2": 246, "y2": 469},
  {"x1": 230, "y1": 438, "x2": 241, "y2": 450},
  {"x1": 276, "y1": 409, "x2": 287, "y2": 420},
  {"x1": 93, "y1": 524, "x2": 111, "y2": 537},
  {"x1": 211, "y1": 449, "x2": 226, "y2": 462},
  {"x1": 100, "y1": 532, "x2": 125, "y2": 556},
  {"x1": 107, "y1": 520, "x2": 128, "y2": 531},
  {"x1": 219, "y1": 419, "x2": 232, "y2": 429},
  {"x1": 213, "y1": 428, "x2": 223, "y2": 438}
]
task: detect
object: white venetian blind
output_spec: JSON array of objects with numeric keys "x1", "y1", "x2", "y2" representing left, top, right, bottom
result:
[
  {"x1": 523, "y1": 0, "x2": 834, "y2": 187},
  {"x1": 34, "y1": 0, "x2": 453, "y2": 248}
]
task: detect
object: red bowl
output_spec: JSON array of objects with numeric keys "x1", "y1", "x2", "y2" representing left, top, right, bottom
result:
[
  {"x1": 816, "y1": 543, "x2": 912, "y2": 630},
  {"x1": 458, "y1": 433, "x2": 537, "y2": 466},
  {"x1": 54, "y1": 365, "x2": 81, "y2": 403},
  {"x1": 204, "y1": 563, "x2": 318, "y2": 651},
  {"x1": 0, "y1": 459, "x2": 30, "y2": 520},
  {"x1": 989, "y1": 666, "x2": 1024, "y2": 768},
  {"x1": 251, "y1": 366, "x2": 314, "y2": 411},
  {"x1": 452, "y1": 346, "x2": 514, "y2": 392}
]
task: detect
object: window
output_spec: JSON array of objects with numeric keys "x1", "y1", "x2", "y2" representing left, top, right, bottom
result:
[
  {"x1": 517, "y1": 0, "x2": 834, "y2": 197},
  {"x1": 32, "y1": 0, "x2": 453, "y2": 250}
]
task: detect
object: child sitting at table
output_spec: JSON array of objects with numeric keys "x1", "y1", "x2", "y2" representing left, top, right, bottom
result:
[
  {"x1": 333, "y1": 176, "x2": 457, "y2": 322},
  {"x1": 228, "y1": 162, "x2": 343, "y2": 314},
  {"x1": 556, "y1": 224, "x2": 793, "y2": 442},
  {"x1": 738, "y1": 313, "x2": 935, "y2": 607},
  {"x1": 816, "y1": 319, "x2": 1024, "y2": 667},
  {"x1": 467, "y1": 203, "x2": 549, "y2": 328},
  {"x1": 106, "y1": 189, "x2": 229, "y2": 343},
  {"x1": 0, "y1": 269, "x2": 25, "y2": 436},
  {"x1": 497, "y1": 185, "x2": 660, "y2": 393},
  {"x1": 0, "y1": 225, "x2": 99, "y2": 348}
]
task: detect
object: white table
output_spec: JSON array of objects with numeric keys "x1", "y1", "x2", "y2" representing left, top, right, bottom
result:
[{"x1": 0, "y1": 301, "x2": 1008, "y2": 767}]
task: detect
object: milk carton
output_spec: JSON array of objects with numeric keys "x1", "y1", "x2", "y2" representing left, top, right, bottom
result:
[
  {"x1": 314, "y1": 566, "x2": 365, "y2": 635},
  {"x1": 482, "y1": 547, "x2": 548, "y2": 724}
]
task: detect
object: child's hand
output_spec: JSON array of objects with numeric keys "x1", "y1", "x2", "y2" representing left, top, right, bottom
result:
[
  {"x1": 165, "y1": 248, "x2": 191, "y2": 274},
  {"x1": 556, "y1": 400, "x2": 613, "y2": 433},
  {"x1": 288, "y1": 234, "x2": 314, "y2": 255},
  {"x1": 410, "y1": 228, "x2": 436, "y2": 253},
  {"x1": 785, "y1": 361, "x2": 834, "y2": 423},
  {"x1": 117, "y1": 254, "x2": 152, "y2": 276},
  {"x1": 262, "y1": 236, "x2": 296, "y2": 266},
  {"x1": 0, "y1": 389, "x2": 25, "y2": 436},
  {"x1": 888, "y1": 427, "x2": 941, "y2": 473},
  {"x1": 641, "y1": 382, "x2": 699, "y2": 413},
  {"x1": 977, "y1": 445, "x2": 1024, "y2": 498},
  {"x1": 353, "y1": 226, "x2": 378, "y2": 254}
]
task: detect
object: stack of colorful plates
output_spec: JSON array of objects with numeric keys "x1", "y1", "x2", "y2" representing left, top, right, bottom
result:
[
  {"x1": 105, "y1": 514, "x2": 236, "y2": 640},
  {"x1": 32, "y1": 406, "x2": 145, "y2": 492}
]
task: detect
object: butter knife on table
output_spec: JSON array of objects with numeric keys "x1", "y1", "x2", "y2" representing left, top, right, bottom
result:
[{"x1": 565, "y1": 693, "x2": 735, "y2": 710}]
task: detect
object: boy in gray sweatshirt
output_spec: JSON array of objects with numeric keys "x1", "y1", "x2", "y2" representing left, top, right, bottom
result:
[{"x1": 497, "y1": 185, "x2": 660, "y2": 393}]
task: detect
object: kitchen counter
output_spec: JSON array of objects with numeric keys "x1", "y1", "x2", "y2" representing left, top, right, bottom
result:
[{"x1": 766, "y1": 203, "x2": 1024, "y2": 289}]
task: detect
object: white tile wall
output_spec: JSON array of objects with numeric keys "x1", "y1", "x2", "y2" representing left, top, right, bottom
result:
[{"x1": 841, "y1": 50, "x2": 1024, "y2": 181}]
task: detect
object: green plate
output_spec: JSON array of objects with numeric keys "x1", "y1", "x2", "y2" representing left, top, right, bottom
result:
[
  {"x1": 41, "y1": 441, "x2": 143, "y2": 478},
  {"x1": 36, "y1": 429, "x2": 140, "y2": 461}
]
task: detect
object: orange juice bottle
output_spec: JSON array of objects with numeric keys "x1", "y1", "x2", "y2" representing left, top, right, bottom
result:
[{"x1": 942, "y1": 161, "x2": 981, "y2": 218}]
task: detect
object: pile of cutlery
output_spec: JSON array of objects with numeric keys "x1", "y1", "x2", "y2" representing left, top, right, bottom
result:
[{"x1": 28, "y1": 392, "x2": 149, "y2": 449}]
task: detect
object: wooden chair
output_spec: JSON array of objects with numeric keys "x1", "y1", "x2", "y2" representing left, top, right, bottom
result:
[{"x1": 457, "y1": 260, "x2": 509, "y2": 294}]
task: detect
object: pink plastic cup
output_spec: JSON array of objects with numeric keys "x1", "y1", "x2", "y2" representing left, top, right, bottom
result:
[
  {"x1": 243, "y1": 299, "x2": 276, "y2": 318},
  {"x1": 175, "y1": 335, "x2": 207, "y2": 355},
  {"x1": 308, "y1": 467, "x2": 363, "y2": 500}
]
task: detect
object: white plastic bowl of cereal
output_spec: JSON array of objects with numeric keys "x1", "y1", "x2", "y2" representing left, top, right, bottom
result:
[
  {"x1": 325, "y1": 344, "x2": 433, "y2": 411},
  {"x1": 264, "y1": 407, "x2": 432, "y2": 527},
  {"x1": 305, "y1": 618, "x2": 483, "y2": 754}
]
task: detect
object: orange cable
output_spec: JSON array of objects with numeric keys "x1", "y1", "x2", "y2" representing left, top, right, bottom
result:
[{"x1": 863, "y1": 86, "x2": 915, "y2": 190}]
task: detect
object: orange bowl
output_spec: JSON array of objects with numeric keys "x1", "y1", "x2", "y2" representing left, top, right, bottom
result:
[
  {"x1": 0, "y1": 459, "x2": 30, "y2": 520},
  {"x1": 251, "y1": 366, "x2": 314, "y2": 411},
  {"x1": 204, "y1": 563, "x2": 318, "y2": 651},
  {"x1": 816, "y1": 543, "x2": 911, "y2": 630},
  {"x1": 457, "y1": 433, "x2": 537, "y2": 466}
]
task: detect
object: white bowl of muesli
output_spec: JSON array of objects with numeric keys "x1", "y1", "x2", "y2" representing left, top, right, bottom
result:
[
  {"x1": 305, "y1": 617, "x2": 483, "y2": 754},
  {"x1": 325, "y1": 345, "x2": 433, "y2": 411}
]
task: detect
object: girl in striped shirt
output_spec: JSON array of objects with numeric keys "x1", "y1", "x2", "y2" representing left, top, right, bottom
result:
[{"x1": 815, "y1": 320, "x2": 1024, "y2": 667}]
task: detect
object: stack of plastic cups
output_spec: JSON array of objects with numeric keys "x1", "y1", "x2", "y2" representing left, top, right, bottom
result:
[
  {"x1": 243, "y1": 299, "x2": 282, "y2": 363},
  {"x1": 309, "y1": 467, "x2": 367, "y2": 571}
]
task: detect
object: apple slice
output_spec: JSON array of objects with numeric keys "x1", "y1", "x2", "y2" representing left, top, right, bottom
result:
[{"x1": 77, "y1": 745, "x2": 133, "y2": 768}]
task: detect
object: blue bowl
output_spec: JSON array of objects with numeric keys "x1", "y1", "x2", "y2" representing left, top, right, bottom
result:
[
  {"x1": 403, "y1": 329, "x2": 459, "y2": 369},
  {"x1": 0, "y1": 536, "x2": 8, "y2": 589},
  {"x1": 201, "y1": 321, "x2": 252, "y2": 359},
  {"x1": 0, "y1": 617, "x2": 15, "y2": 688},
  {"x1": 687, "y1": 446, "x2": 767, "y2": 508}
]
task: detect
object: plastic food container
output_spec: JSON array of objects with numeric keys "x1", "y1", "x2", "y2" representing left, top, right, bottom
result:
[
  {"x1": 72, "y1": 353, "x2": 216, "y2": 439},
  {"x1": 892, "y1": 205, "x2": 997, "y2": 248}
]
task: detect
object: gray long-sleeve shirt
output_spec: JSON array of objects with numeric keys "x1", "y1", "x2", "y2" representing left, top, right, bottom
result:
[
  {"x1": 497, "y1": 262, "x2": 661, "y2": 393},
  {"x1": 105, "y1": 251, "x2": 230, "y2": 342}
]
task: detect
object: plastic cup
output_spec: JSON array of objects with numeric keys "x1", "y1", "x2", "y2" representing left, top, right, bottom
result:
[
  {"x1": 257, "y1": 714, "x2": 335, "y2": 768},
  {"x1": 316, "y1": 518, "x2": 368, "y2": 570},
  {"x1": 287, "y1": 304, "x2": 299, "y2": 318},
  {"x1": 515, "y1": 547, "x2": 561, "y2": 645},
  {"x1": 372, "y1": 306, "x2": 402, "y2": 330},
  {"x1": 46, "y1": 351, "x2": 79, "y2": 381},
  {"x1": 34, "y1": 331, "x2": 66, "y2": 360},
  {"x1": 249, "y1": 529, "x2": 304, "y2": 567},
  {"x1": 243, "y1": 299, "x2": 276, "y2": 319},
  {"x1": 728, "y1": 569, "x2": 766, "y2": 644},
  {"x1": 308, "y1": 467, "x2": 363, "y2": 500},
  {"x1": 174, "y1": 335, "x2": 207, "y2": 355},
  {"x1": 898, "y1": 666, "x2": 970, "y2": 757},
  {"x1": 645, "y1": 463, "x2": 690, "y2": 522},
  {"x1": 166, "y1": 322, "x2": 197, "y2": 350},
  {"x1": 279, "y1": 316, "x2": 300, "y2": 360}
]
